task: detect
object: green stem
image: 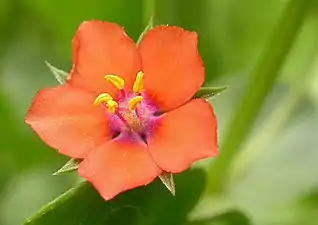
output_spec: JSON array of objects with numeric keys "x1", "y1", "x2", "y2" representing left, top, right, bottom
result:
[
  {"x1": 229, "y1": 13, "x2": 318, "y2": 182},
  {"x1": 207, "y1": 0, "x2": 314, "y2": 193},
  {"x1": 142, "y1": 0, "x2": 155, "y2": 26}
]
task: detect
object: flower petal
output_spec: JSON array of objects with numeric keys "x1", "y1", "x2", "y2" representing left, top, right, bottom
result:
[
  {"x1": 78, "y1": 138, "x2": 162, "y2": 200},
  {"x1": 139, "y1": 26, "x2": 204, "y2": 111},
  {"x1": 25, "y1": 85, "x2": 111, "y2": 158},
  {"x1": 148, "y1": 99, "x2": 218, "y2": 173},
  {"x1": 69, "y1": 20, "x2": 141, "y2": 95}
]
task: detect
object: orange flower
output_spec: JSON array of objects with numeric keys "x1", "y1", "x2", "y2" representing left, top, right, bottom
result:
[{"x1": 25, "y1": 21, "x2": 218, "y2": 200}]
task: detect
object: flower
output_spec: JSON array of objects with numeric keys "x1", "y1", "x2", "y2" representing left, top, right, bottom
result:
[{"x1": 25, "y1": 20, "x2": 218, "y2": 200}]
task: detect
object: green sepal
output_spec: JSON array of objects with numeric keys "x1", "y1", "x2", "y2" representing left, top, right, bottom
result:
[
  {"x1": 136, "y1": 16, "x2": 154, "y2": 45},
  {"x1": 159, "y1": 171, "x2": 175, "y2": 196},
  {"x1": 53, "y1": 158, "x2": 82, "y2": 176},
  {"x1": 45, "y1": 61, "x2": 68, "y2": 84},
  {"x1": 193, "y1": 86, "x2": 227, "y2": 101}
]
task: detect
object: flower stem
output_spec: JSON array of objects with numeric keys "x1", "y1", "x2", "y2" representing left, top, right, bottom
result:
[
  {"x1": 230, "y1": 13, "x2": 318, "y2": 183},
  {"x1": 142, "y1": 0, "x2": 155, "y2": 26},
  {"x1": 207, "y1": 0, "x2": 315, "y2": 194}
]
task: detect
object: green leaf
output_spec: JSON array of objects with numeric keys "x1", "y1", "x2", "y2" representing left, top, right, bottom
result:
[
  {"x1": 53, "y1": 158, "x2": 82, "y2": 176},
  {"x1": 187, "y1": 210, "x2": 250, "y2": 225},
  {"x1": 136, "y1": 16, "x2": 154, "y2": 45},
  {"x1": 45, "y1": 61, "x2": 68, "y2": 84},
  {"x1": 193, "y1": 86, "x2": 227, "y2": 101},
  {"x1": 158, "y1": 171, "x2": 175, "y2": 196},
  {"x1": 292, "y1": 190, "x2": 318, "y2": 224},
  {"x1": 25, "y1": 169, "x2": 205, "y2": 225}
]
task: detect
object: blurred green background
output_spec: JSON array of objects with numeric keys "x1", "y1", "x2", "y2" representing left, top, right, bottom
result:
[{"x1": 1, "y1": 0, "x2": 318, "y2": 224}]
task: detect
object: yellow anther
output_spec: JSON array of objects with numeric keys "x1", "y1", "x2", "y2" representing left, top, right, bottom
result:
[
  {"x1": 133, "y1": 71, "x2": 144, "y2": 93},
  {"x1": 94, "y1": 93, "x2": 113, "y2": 106},
  {"x1": 105, "y1": 75, "x2": 125, "y2": 90},
  {"x1": 106, "y1": 100, "x2": 118, "y2": 114},
  {"x1": 128, "y1": 96, "x2": 143, "y2": 111},
  {"x1": 94, "y1": 93, "x2": 118, "y2": 114}
]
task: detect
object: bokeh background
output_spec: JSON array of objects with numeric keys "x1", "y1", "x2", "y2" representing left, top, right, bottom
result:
[{"x1": 1, "y1": 0, "x2": 318, "y2": 224}]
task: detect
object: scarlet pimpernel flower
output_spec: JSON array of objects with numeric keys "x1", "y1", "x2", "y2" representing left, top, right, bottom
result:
[{"x1": 25, "y1": 20, "x2": 218, "y2": 200}]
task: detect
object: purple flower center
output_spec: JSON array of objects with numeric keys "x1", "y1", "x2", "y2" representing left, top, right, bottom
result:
[
  {"x1": 107, "y1": 91, "x2": 159, "y2": 143},
  {"x1": 93, "y1": 72, "x2": 160, "y2": 144}
]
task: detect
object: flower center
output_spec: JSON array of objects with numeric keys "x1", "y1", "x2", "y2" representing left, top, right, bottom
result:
[{"x1": 93, "y1": 71, "x2": 156, "y2": 140}]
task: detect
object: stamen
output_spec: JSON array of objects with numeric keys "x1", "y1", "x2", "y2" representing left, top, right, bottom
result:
[
  {"x1": 94, "y1": 93, "x2": 113, "y2": 106},
  {"x1": 133, "y1": 71, "x2": 144, "y2": 93},
  {"x1": 128, "y1": 96, "x2": 143, "y2": 111},
  {"x1": 105, "y1": 75, "x2": 125, "y2": 90},
  {"x1": 106, "y1": 100, "x2": 118, "y2": 114}
]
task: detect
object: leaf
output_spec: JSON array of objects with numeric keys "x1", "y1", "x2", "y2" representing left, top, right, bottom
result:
[
  {"x1": 193, "y1": 86, "x2": 227, "y2": 101},
  {"x1": 136, "y1": 16, "x2": 154, "y2": 45},
  {"x1": 53, "y1": 158, "x2": 82, "y2": 176},
  {"x1": 187, "y1": 210, "x2": 251, "y2": 225},
  {"x1": 159, "y1": 171, "x2": 175, "y2": 196},
  {"x1": 293, "y1": 190, "x2": 318, "y2": 224},
  {"x1": 25, "y1": 169, "x2": 206, "y2": 225},
  {"x1": 45, "y1": 61, "x2": 68, "y2": 84}
]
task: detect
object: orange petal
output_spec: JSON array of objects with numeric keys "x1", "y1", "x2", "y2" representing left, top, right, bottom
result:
[
  {"x1": 25, "y1": 85, "x2": 111, "y2": 158},
  {"x1": 69, "y1": 20, "x2": 141, "y2": 95},
  {"x1": 138, "y1": 26, "x2": 204, "y2": 111},
  {"x1": 78, "y1": 139, "x2": 162, "y2": 200},
  {"x1": 148, "y1": 99, "x2": 218, "y2": 173}
]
